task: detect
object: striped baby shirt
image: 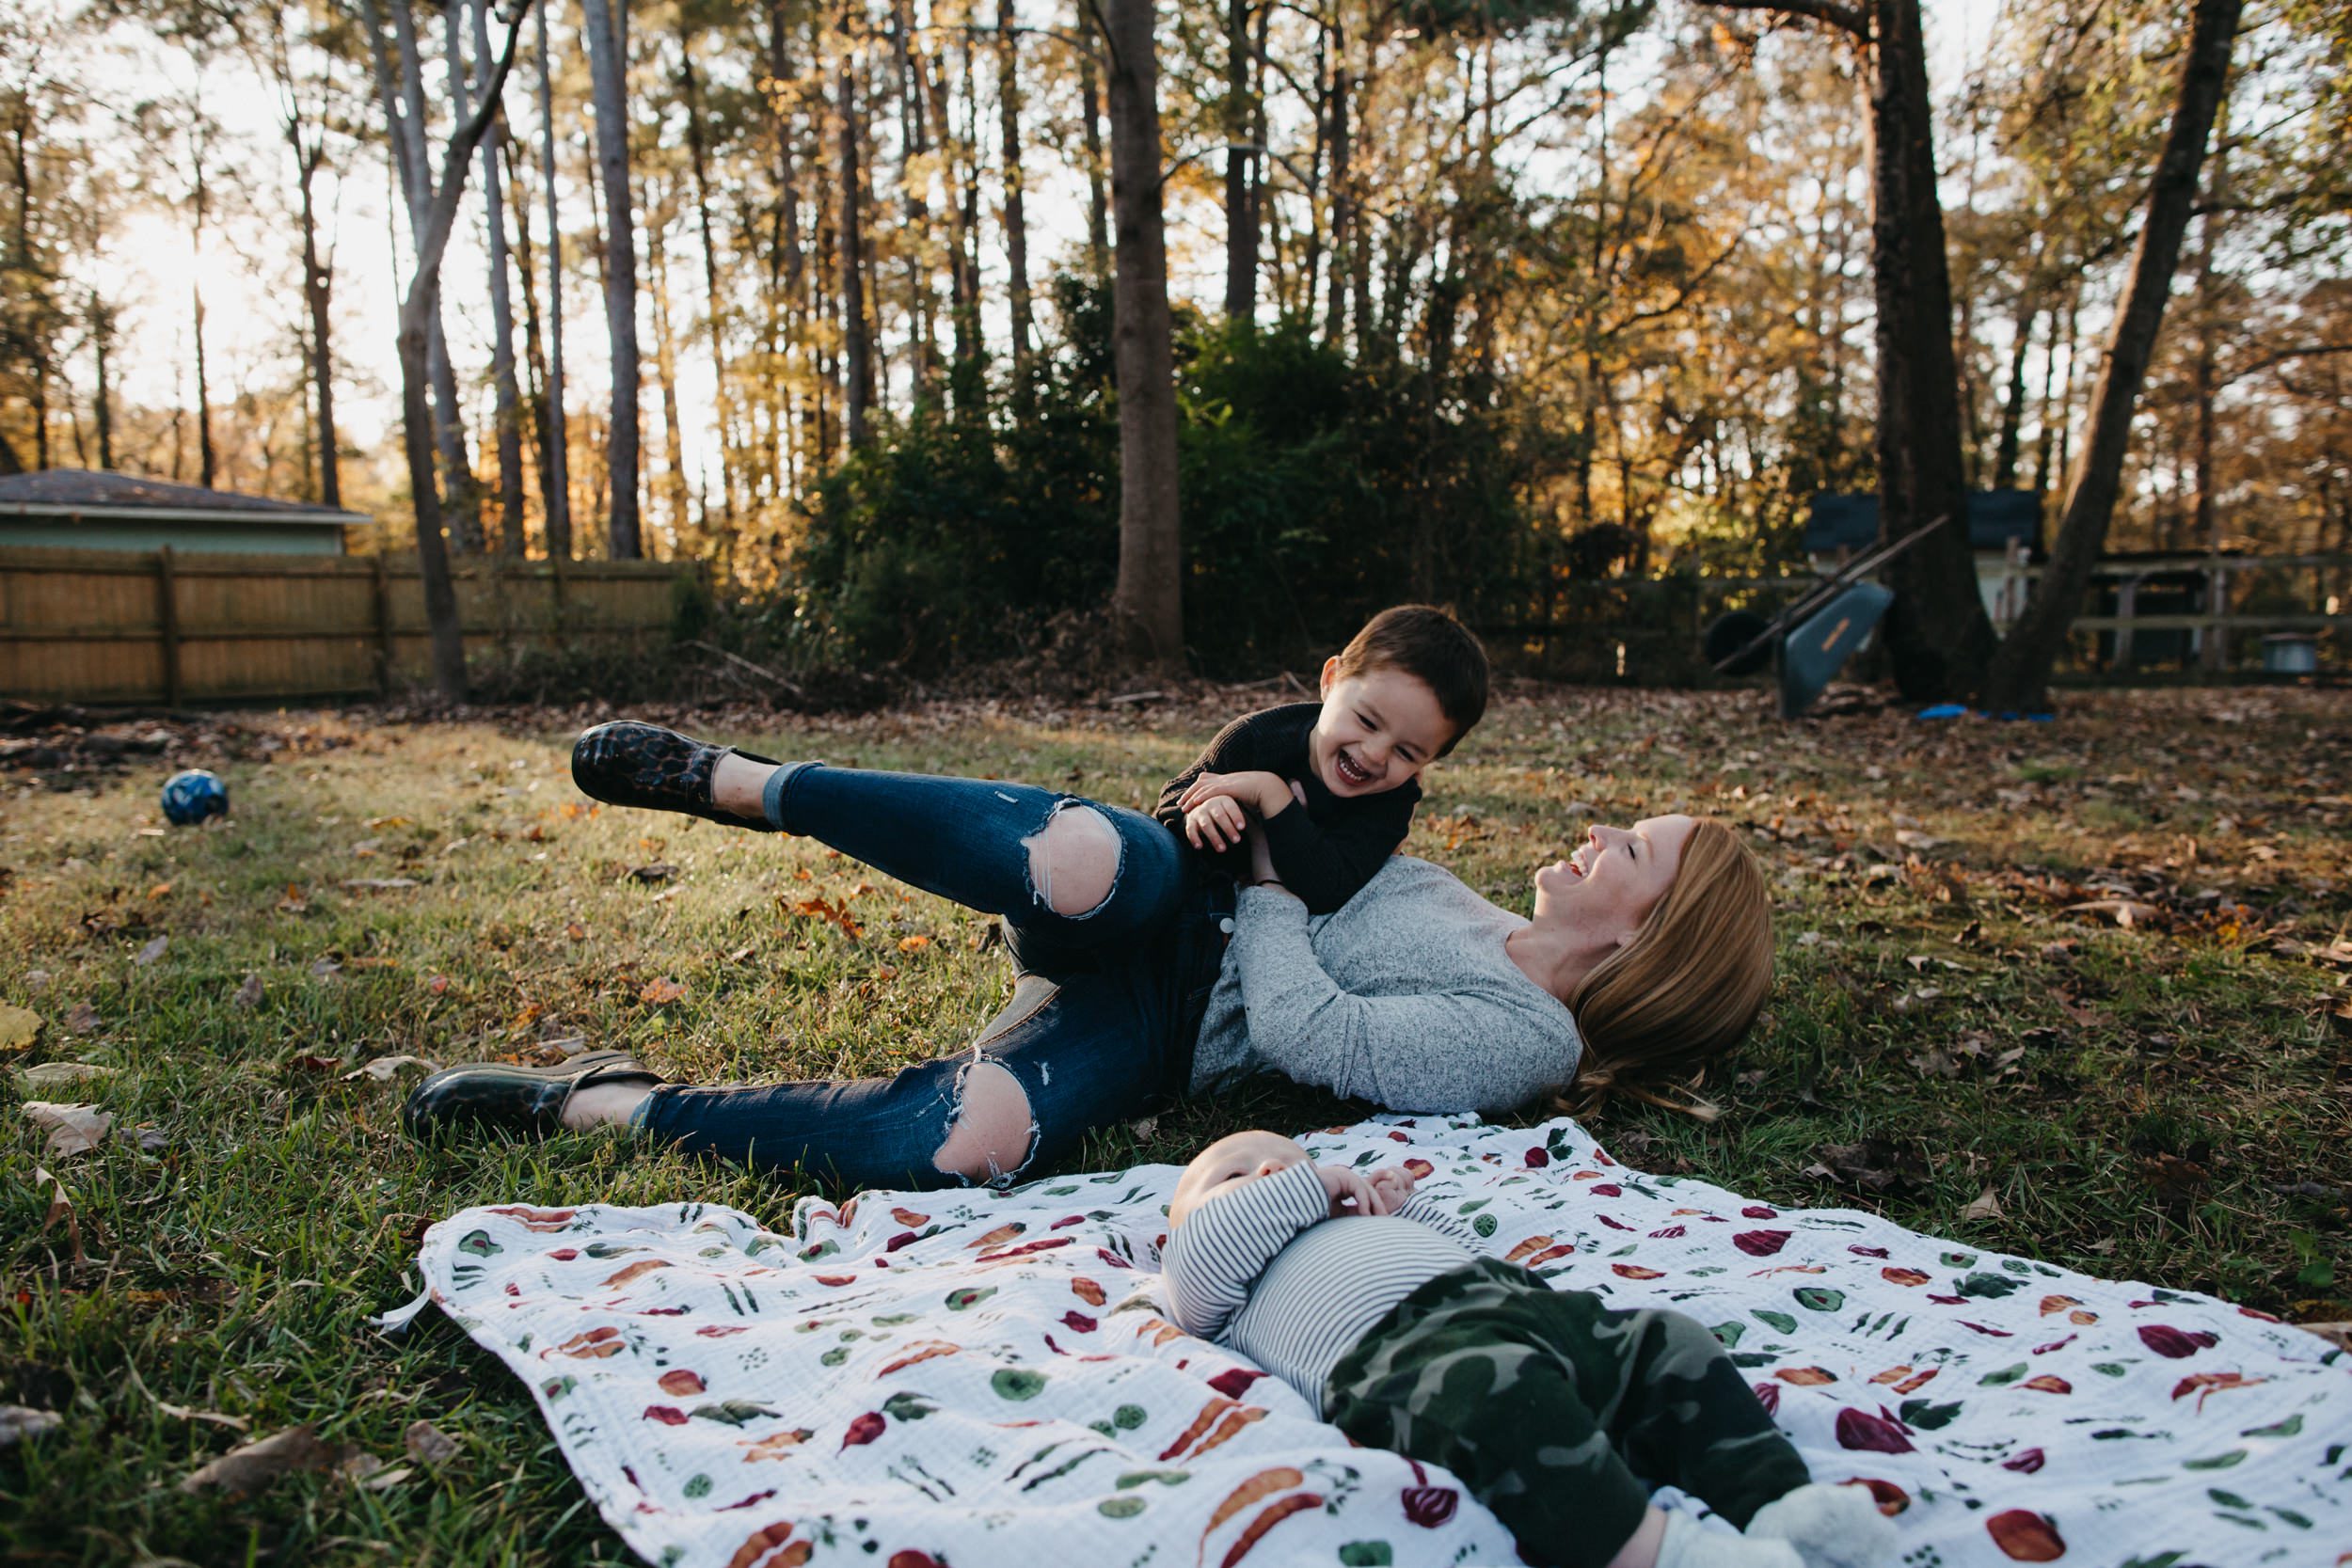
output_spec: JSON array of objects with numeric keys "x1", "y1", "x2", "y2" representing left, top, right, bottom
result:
[{"x1": 1161, "y1": 1160, "x2": 1478, "y2": 1417}]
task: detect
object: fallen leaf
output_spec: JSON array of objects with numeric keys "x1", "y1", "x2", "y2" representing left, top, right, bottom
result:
[
  {"x1": 342, "y1": 1054, "x2": 439, "y2": 1082},
  {"x1": 134, "y1": 936, "x2": 168, "y2": 966},
  {"x1": 404, "y1": 1420, "x2": 458, "y2": 1465},
  {"x1": 2066, "y1": 897, "x2": 2162, "y2": 929},
  {"x1": 564, "y1": 921, "x2": 588, "y2": 942},
  {"x1": 147, "y1": 882, "x2": 172, "y2": 899},
  {"x1": 121, "y1": 1124, "x2": 167, "y2": 1153},
  {"x1": 16, "y1": 1062, "x2": 117, "y2": 1092},
  {"x1": 359, "y1": 1463, "x2": 414, "y2": 1491},
  {"x1": 1963, "y1": 1186, "x2": 2006, "y2": 1222},
  {"x1": 64, "y1": 1002, "x2": 100, "y2": 1036},
  {"x1": 276, "y1": 884, "x2": 309, "y2": 914},
  {"x1": 897, "y1": 935, "x2": 931, "y2": 954},
  {"x1": 24, "y1": 1101, "x2": 112, "y2": 1158},
  {"x1": 230, "y1": 974, "x2": 264, "y2": 1009},
  {"x1": 180, "y1": 1424, "x2": 344, "y2": 1495},
  {"x1": 309, "y1": 957, "x2": 342, "y2": 980},
  {"x1": 628, "y1": 863, "x2": 679, "y2": 884},
  {"x1": 0, "y1": 1004, "x2": 41, "y2": 1051},
  {"x1": 425, "y1": 974, "x2": 451, "y2": 996},
  {"x1": 342, "y1": 878, "x2": 419, "y2": 892},
  {"x1": 0, "y1": 1407, "x2": 62, "y2": 1447},
  {"x1": 32, "y1": 1164, "x2": 82, "y2": 1263},
  {"x1": 640, "y1": 977, "x2": 688, "y2": 1005}
]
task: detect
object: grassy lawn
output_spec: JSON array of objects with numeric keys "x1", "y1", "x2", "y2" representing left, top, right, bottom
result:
[{"x1": 3, "y1": 684, "x2": 2346, "y2": 1565}]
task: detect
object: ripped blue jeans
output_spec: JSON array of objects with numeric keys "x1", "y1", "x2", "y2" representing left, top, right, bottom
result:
[{"x1": 632, "y1": 764, "x2": 1230, "y2": 1191}]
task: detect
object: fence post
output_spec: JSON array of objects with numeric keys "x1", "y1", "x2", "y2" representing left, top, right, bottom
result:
[
  {"x1": 2202, "y1": 555, "x2": 2231, "y2": 673},
  {"x1": 154, "y1": 546, "x2": 183, "y2": 709},
  {"x1": 372, "y1": 553, "x2": 396, "y2": 694}
]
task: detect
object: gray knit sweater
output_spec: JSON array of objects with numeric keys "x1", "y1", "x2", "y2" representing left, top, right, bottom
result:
[{"x1": 1188, "y1": 856, "x2": 1584, "y2": 1113}]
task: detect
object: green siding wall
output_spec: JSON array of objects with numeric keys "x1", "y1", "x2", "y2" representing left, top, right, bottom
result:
[{"x1": 0, "y1": 520, "x2": 347, "y2": 555}]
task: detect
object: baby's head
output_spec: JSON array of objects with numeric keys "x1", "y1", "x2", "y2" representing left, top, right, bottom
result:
[
  {"x1": 1311, "y1": 606, "x2": 1489, "y2": 800},
  {"x1": 1168, "y1": 1129, "x2": 1311, "y2": 1228}
]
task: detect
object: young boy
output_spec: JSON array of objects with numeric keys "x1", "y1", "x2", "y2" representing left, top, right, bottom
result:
[
  {"x1": 1162, "y1": 1131, "x2": 1898, "y2": 1568},
  {"x1": 1155, "y1": 605, "x2": 1488, "y2": 915}
]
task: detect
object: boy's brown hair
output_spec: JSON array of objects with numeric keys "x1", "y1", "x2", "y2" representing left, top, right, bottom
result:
[{"x1": 1333, "y1": 605, "x2": 1489, "y2": 755}]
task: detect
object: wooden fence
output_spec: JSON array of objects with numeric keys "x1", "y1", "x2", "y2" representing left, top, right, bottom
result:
[{"x1": 0, "y1": 546, "x2": 691, "y2": 705}]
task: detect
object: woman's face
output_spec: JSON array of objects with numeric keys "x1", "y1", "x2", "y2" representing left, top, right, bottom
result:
[{"x1": 1532, "y1": 815, "x2": 1698, "y2": 946}]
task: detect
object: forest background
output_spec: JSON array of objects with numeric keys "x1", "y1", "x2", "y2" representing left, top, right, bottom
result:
[{"x1": 1, "y1": 0, "x2": 2346, "y2": 687}]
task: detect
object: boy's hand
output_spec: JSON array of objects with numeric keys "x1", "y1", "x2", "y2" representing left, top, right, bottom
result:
[
  {"x1": 1177, "y1": 769, "x2": 1295, "y2": 819},
  {"x1": 1366, "y1": 1166, "x2": 1417, "y2": 1212},
  {"x1": 1184, "y1": 797, "x2": 1248, "y2": 853}
]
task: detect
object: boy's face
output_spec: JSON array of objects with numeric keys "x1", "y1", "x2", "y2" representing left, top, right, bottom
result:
[
  {"x1": 1309, "y1": 660, "x2": 1455, "y2": 800},
  {"x1": 1169, "y1": 1130, "x2": 1311, "y2": 1227}
]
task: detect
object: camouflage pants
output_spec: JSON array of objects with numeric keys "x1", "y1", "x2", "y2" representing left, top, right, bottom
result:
[{"x1": 1324, "y1": 1258, "x2": 1810, "y2": 1568}]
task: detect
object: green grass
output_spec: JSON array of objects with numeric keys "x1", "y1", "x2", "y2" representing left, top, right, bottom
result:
[{"x1": 3, "y1": 685, "x2": 2346, "y2": 1564}]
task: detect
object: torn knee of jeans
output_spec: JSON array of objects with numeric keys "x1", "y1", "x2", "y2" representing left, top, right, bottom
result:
[
  {"x1": 931, "y1": 1058, "x2": 1040, "y2": 1187},
  {"x1": 1021, "y1": 800, "x2": 1125, "y2": 921}
]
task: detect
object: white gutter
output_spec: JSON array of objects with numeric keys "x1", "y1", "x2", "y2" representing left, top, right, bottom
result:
[{"x1": 0, "y1": 501, "x2": 370, "y2": 526}]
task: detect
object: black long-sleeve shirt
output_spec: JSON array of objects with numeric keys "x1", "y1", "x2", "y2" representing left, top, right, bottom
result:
[{"x1": 1153, "y1": 703, "x2": 1419, "y2": 914}]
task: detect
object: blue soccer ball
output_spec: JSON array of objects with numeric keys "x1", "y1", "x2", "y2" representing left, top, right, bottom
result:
[{"x1": 161, "y1": 768, "x2": 229, "y2": 826}]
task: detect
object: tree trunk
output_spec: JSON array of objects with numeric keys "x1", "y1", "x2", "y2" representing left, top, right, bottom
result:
[
  {"x1": 1096, "y1": 0, "x2": 1184, "y2": 669},
  {"x1": 292, "y1": 138, "x2": 339, "y2": 507},
  {"x1": 90, "y1": 295, "x2": 113, "y2": 470},
  {"x1": 580, "y1": 0, "x2": 642, "y2": 558},
  {"x1": 396, "y1": 5, "x2": 532, "y2": 700},
  {"x1": 647, "y1": 198, "x2": 693, "y2": 546},
  {"x1": 1324, "y1": 17, "x2": 1349, "y2": 348},
  {"x1": 533, "y1": 0, "x2": 570, "y2": 559},
  {"x1": 1222, "y1": 0, "x2": 1256, "y2": 320},
  {"x1": 765, "y1": 0, "x2": 807, "y2": 493},
  {"x1": 1857, "y1": 0, "x2": 1994, "y2": 701},
  {"x1": 1988, "y1": 282, "x2": 2036, "y2": 493},
  {"x1": 996, "y1": 0, "x2": 1034, "y2": 375},
  {"x1": 834, "y1": 49, "x2": 870, "y2": 450},
  {"x1": 464, "y1": 0, "x2": 528, "y2": 555},
  {"x1": 193, "y1": 278, "x2": 215, "y2": 488},
  {"x1": 890, "y1": 0, "x2": 938, "y2": 392},
  {"x1": 384, "y1": 0, "x2": 483, "y2": 546},
  {"x1": 503, "y1": 135, "x2": 553, "y2": 544},
  {"x1": 676, "y1": 18, "x2": 738, "y2": 532},
  {"x1": 1981, "y1": 0, "x2": 2241, "y2": 711},
  {"x1": 1077, "y1": 8, "x2": 1108, "y2": 275}
]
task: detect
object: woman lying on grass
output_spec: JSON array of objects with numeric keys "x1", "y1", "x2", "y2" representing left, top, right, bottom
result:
[{"x1": 403, "y1": 722, "x2": 1772, "y2": 1188}]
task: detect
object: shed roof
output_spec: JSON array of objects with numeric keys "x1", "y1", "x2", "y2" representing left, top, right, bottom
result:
[
  {"x1": 1803, "y1": 489, "x2": 2042, "y2": 555},
  {"x1": 0, "y1": 469, "x2": 367, "y2": 526}
]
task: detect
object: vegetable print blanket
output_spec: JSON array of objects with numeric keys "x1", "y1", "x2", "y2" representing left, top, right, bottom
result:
[{"x1": 399, "y1": 1114, "x2": 2351, "y2": 1568}]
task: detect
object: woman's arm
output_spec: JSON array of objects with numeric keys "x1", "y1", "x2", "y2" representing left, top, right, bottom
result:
[{"x1": 1224, "y1": 882, "x2": 1579, "y2": 1114}]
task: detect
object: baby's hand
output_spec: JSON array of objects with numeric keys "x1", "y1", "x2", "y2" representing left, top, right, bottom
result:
[
  {"x1": 1184, "y1": 797, "x2": 1248, "y2": 853},
  {"x1": 1315, "y1": 1162, "x2": 1391, "y2": 1219},
  {"x1": 1366, "y1": 1166, "x2": 1417, "y2": 1213}
]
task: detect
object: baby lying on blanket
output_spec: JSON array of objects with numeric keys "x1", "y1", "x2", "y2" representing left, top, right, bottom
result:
[{"x1": 1162, "y1": 1130, "x2": 1898, "y2": 1568}]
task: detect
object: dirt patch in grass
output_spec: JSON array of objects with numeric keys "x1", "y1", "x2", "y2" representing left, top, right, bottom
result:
[{"x1": 1, "y1": 684, "x2": 2344, "y2": 1564}]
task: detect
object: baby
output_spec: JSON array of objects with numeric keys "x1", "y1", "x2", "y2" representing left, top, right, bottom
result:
[
  {"x1": 1155, "y1": 605, "x2": 1487, "y2": 914},
  {"x1": 1161, "y1": 1131, "x2": 1897, "y2": 1568}
]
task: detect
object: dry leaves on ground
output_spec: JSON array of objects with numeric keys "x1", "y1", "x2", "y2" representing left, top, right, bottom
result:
[
  {"x1": 180, "y1": 1424, "x2": 347, "y2": 1495},
  {"x1": 639, "y1": 977, "x2": 688, "y2": 1005},
  {"x1": 0, "y1": 1407, "x2": 61, "y2": 1448},
  {"x1": 230, "y1": 974, "x2": 265, "y2": 1009},
  {"x1": 404, "y1": 1420, "x2": 458, "y2": 1465},
  {"x1": 24, "y1": 1101, "x2": 112, "y2": 1158},
  {"x1": 0, "y1": 1004, "x2": 40, "y2": 1051},
  {"x1": 342, "y1": 1055, "x2": 438, "y2": 1082},
  {"x1": 16, "y1": 1062, "x2": 117, "y2": 1092}
]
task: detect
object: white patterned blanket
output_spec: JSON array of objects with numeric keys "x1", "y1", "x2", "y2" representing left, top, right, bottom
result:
[{"x1": 397, "y1": 1114, "x2": 2352, "y2": 1568}]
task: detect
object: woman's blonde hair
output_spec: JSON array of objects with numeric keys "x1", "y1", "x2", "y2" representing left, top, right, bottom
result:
[{"x1": 1561, "y1": 818, "x2": 1772, "y2": 1118}]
